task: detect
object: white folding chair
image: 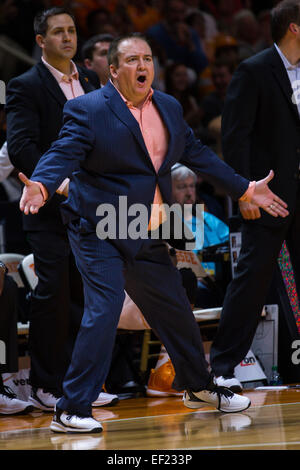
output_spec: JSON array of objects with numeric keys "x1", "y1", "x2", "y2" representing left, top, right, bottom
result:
[{"x1": 18, "y1": 253, "x2": 38, "y2": 291}]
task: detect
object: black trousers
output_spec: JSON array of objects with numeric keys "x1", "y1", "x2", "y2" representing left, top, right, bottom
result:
[
  {"x1": 210, "y1": 191, "x2": 300, "y2": 377},
  {"x1": 26, "y1": 230, "x2": 84, "y2": 393}
]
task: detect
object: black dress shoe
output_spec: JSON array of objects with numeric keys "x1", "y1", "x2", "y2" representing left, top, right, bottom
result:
[{"x1": 110, "y1": 381, "x2": 146, "y2": 399}]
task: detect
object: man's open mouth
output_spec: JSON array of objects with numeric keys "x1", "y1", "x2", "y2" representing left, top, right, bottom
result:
[{"x1": 137, "y1": 75, "x2": 146, "y2": 83}]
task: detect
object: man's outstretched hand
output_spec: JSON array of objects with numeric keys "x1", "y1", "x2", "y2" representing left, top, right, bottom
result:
[
  {"x1": 19, "y1": 172, "x2": 45, "y2": 215},
  {"x1": 249, "y1": 170, "x2": 289, "y2": 219}
]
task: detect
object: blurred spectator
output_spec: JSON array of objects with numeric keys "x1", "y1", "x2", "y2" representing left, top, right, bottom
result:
[
  {"x1": 111, "y1": 4, "x2": 134, "y2": 35},
  {"x1": 171, "y1": 164, "x2": 229, "y2": 307},
  {"x1": 84, "y1": 4, "x2": 134, "y2": 37},
  {"x1": 200, "y1": 58, "x2": 234, "y2": 158},
  {"x1": 85, "y1": 7, "x2": 115, "y2": 36},
  {"x1": 186, "y1": 0, "x2": 219, "y2": 42},
  {"x1": 214, "y1": 0, "x2": 244, "y2": 33},
  {"x1": 186, "y1": 10, "x2": 206, "y2": 43},
  {"x1": 255, "y1": 9, "x2": 273, "y2": 52},
  {"x1": 150, "y1": 45, "x2": 167, "y2": 91},
  {"x1": 55, "y1": 0, "x2": 118, "y2": 37},
  {"x1": 0, "y1": 141, "x2": 21, "y2": 202},
  {"x1": 0, "y1": 142, "x2": 13, "y2": 183},
  {"x1": 126, "y1": 0, "x2": 161, "y2": 33},
  {"x1": 214, "y1": 34, "x2": 239, "y2": 67},
  {"x1": 186, "y1": 10, "x2": 215, "y2": 62},
  {"x1": 81, "y1": 33, "x2": 113, "y2": 86},
  {"x1": 197, "y1": 34, "x2": 238, "y2": 102},
  {"x1": 202, "y1": 58, "x2": 235, "y2": 128},
  {"x1": 165, "y1": 62, "x2": 203, "y2": 130},
  {"x1": 232, "y1": 9, "x2": 260, "y2": 61},
  {"x1": 147, "y1": 0, "x2": 208, "y2": 74}
]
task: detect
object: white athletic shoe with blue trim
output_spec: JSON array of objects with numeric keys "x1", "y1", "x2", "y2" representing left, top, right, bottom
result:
[
  {"x1": 50, "y1": 407, "x2": 103, "y2": 434},
  {"x1": 183, "y1": 379, "x2": 250, "y2": 413}
]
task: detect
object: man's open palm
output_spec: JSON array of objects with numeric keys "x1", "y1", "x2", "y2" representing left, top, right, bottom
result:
[
  {"x1": 19, "y1": 172, "x2": 45, "y2": 215},
  {"x1": 251, "y1": 170, "x2": 289, "y2": 218}
]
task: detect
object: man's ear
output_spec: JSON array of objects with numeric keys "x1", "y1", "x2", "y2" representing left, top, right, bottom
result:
[
  {"x1": 84, "y1": 58, "x2": 92, "y2": 70},
  {"x1": 110, "y1": 64, "x2": 117, "y2": 79},
  {"x1": 35, "y1": 34, "x2": 45, "y2": 48},
  {"x1": 289, "y1": 22, "x2": 299, "y2": 35},
  {"x1": 35, "y1": 34, "x2": 45, "y2": 49}
]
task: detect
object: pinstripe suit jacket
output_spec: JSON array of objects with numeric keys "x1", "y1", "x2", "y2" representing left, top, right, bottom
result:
[{"x1": 31, "y1": 80, "x2": 249, "y2": 257}]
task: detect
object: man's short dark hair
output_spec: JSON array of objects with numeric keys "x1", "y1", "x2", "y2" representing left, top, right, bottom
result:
[
  {"x1": 81, "y1": 34, "x2": 114, "y2": 61},
  {"x1": 271, "y1": 0, "x2": 300, "y2": 43},
  {"x1": 34, "y1": 7, "x2": 76, "y2": 36},
  {"x1": 107, "y1": 33, "x2": 152, "y2": 68}
]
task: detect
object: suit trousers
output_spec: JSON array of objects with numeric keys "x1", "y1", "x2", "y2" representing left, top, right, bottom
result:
[
  {"x1": 26, "y1": 230, "x2": 84, "y2": 393},
  {"x1": 210, "y1": 188, "x2": 300, "y2": 377},
  {"x1": 57, "y1": 220, "x2": 211, "y2": 416}
]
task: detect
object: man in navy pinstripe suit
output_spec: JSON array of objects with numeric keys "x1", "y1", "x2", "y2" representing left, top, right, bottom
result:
[{"x1": 18, "y1": 33, "x2": 288, "y2": 433}]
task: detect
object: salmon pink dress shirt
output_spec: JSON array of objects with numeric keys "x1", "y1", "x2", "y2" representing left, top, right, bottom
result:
[
  {"x1": 115, "y1": 85, "x2": 169, "y2": 230},
  {"x1": 37, "y1": 58, "x2": 85, "y2": 199}
]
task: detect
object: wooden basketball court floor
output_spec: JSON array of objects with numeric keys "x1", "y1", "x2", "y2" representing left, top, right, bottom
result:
[{"x1": 0, "y1": 388, "x2": 300, "y2": 451}]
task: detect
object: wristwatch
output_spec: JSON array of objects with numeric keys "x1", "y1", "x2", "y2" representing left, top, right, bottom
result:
[{"x1": 0, "y1": 261, "x2": 7, "y2": 296}]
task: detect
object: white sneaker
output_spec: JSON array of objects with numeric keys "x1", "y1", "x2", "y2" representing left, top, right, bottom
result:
[
  {"x1": 92, "y1": 390, "x2": 119, "y2": 407},
  {"x1": 215, "y1": 376, "x2": 243, "y2": 392},
  {"x1": 0, "y1": 386, "x2": 33, "y2": 415},
  {"x1": 50, "y1": 407, "x2": 103, "y2": 434},
  {"x1": 28, "y1": 388, "x2": 61, "y2": 411},
  {"x1": 183, "y1": 382, "x2": 251, "y2": 413}
]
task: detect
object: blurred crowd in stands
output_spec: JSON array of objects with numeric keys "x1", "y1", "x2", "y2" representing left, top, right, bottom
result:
[
  {"x1": 0, "y1": 0, "x2": 279, "y2": 147},
  {"x1": 0, "y1": 0, "x2": 280, "y2": 246}
]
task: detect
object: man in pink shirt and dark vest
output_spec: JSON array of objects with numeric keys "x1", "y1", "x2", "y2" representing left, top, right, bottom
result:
[
  {"x1": 19, "y1": 33, "x2": 289, "y2": 433},
  {"x1": 5, "y1": 7, "x2": 119, "y2": 412}
]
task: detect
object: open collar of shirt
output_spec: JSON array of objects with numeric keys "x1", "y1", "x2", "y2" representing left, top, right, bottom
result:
[
  {"x1": 109, "y1": 79, "x2": 154, "y2": 109},
  {"x1": 274, "y1": 43, "x2": 300, "y2": 71},
  {"x1": 42, "y1": 56, "x2": 79, "y2": 83}
]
